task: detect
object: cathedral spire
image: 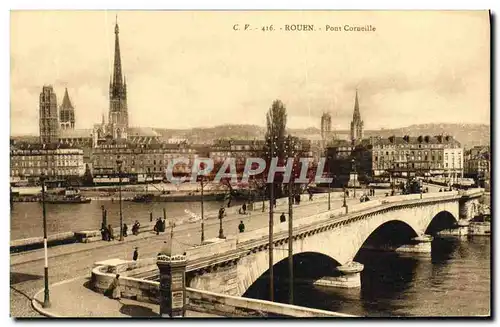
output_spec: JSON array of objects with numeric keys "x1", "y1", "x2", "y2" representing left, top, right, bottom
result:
[
  {"x1": 112, "y1": 16, "x2": 123, "y2": 89},
  {"x1": 353, "y1": 89, "x2": 361, "y2": 120},
  {"x1": 61, "y1": 88, "x2": 73, "y2": 110}
]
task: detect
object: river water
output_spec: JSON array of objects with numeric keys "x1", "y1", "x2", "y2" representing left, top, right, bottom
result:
[
  {"x1": 10, "y1": 200, "x2": 232, "y2": 240},
  {"x1": 246, "y1": 237, "x2": 490, "y2": 317}
]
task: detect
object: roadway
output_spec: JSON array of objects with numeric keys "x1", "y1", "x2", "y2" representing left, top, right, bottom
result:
[{"x1": 10, "y1": 189, "x2": 385, "y2": 317}]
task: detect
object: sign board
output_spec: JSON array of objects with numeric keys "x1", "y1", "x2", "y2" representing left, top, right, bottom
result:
[
  {"x1": 171, "y1": 274, "x2": 183, "y2": 290},
  {"x1": 171, "y1": 291, "x2": 183, "y2": 309}
]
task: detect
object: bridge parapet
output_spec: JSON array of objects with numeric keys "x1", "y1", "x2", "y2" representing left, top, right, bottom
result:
[
  {"x1": 459, "y1": 188, "x2": 484, "y2": 198},
  {"x1": 186, "y1": 238, "x2": 237, "y2": 262}
]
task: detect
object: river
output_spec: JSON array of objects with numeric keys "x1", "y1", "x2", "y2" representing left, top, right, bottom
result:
[
  {"x1": 10, "y1": 200, "x2": 235, "y2": 240},
  {"x1": 245, "y1": 237, "x2": 490, "y2": 317}
]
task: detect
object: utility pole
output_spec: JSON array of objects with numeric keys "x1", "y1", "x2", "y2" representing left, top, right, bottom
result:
[
  {"x1": 287, "y1": 136, "x2": 294, "y2": 305},
  {"x1": 200, "y1": 178, "x2": 205, "y2": 243},
  {"x1": 41, "y1": 173, "x2": 50, "y2": 308},
  {"x1": 268, "y1": 130, "x2": 275, "y2": 302},
  {"x1": 117, "y1": 158, "x2": 123, "y2": 242}
]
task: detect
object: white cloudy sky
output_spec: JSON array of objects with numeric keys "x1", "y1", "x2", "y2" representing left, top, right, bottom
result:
[{"x1": 10, "y1": 10, "x2": 490, "y2": 135}]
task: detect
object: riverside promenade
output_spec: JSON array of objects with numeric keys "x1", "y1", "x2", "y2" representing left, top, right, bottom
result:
[
  {"x1": 12, "y1": 192, "x2": 369, "y2": 317},
  {"x1": 32, "y1": 277, "x2": 221, "y2": 318}
]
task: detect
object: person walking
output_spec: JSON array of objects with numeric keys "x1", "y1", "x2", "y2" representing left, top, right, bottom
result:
[
  {"x1": 242, "y1": 203, "x2": 247, "y2": 214},
  {"x1": 280, "y1": 212, "x2": 286, "y2": 223},
  {"x1": 107, "y1": 224, "x2": 114, "y2": 241},
  {"x1": 123, "y1": 224, "x2": 128, "y2": 237},
  {"x1": 110, "y1": 274, "x2": 121, "y2": 299},
  {"x1": 133, "y1": 247, "x2": 139, "y2": 261},
  {"x1": 238, "y1": 221, "x2": 245, "y2": 233}
]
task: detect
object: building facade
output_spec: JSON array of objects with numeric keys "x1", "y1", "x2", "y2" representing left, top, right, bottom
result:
[
  {"x1": 91, "y1": 141, "x2": 200, "y2": 184},
  {"x1": 371, "y1": 135, "x2": 462, "y2": 179},
  {"x1": 59, "y1": 88, "x2": 75, "y2": 130},
  {"x1": 464, "y1": 145, "x2": 490, "y2": 181},
  {"x1": 10, "y1": 142, "x2": 85, "y2": 182},
  {"x1": 39, "y1": 86, "x2": 59, "y2": 144}
]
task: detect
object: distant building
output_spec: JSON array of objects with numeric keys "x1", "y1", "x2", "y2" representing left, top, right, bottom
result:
[
  {"x1": 464, "y1": 145, "x2": 490, "y2": 184},
  {"x1": 91, "y1": 141, "x2": 199, "y2": 184},
  {"x1": 39, "y1": 86, "x2": 59, "y2": 144},
  {"x1": 59, "y1": 88, "x2": 75, "y2": 130},
  {"x1": 371, "y1": 135, "x2": 462, "y2": 180},
  {"x1": 326, "y1": 134, "x2": 463, "y2": 186},
  {"x1": 320, "y1": 112, "x2": 332, "y2": 141},
  {"x1": 10, "y1": 142, "x2": 85, "y2": 183},
  {"x1": 350, "y1": 90, "x2": 364, "y2": 145}
]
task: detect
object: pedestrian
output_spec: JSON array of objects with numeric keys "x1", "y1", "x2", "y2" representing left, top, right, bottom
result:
[
  {"x1": 100, "y1": 223, "x2": 107, "y2": 241},
  {"x1": 133, "y1": 247, "x2": 139, "y2": 261},
  {"x1": 238, "y1": 221, "x2": 245, "y2": 233},
  {"x1": 346, "y1": 190, "x2": 350, "y2": 197},
  {"x1": 154, "y1": 218, "x2": 160, "y2": 235},
  {"x1": 242, "y1": 203, "x2": 247, "y2": 214},
  {"x1": 160, "y1": 218, "x2": 166, "y2": 232},
  {"x1": 107, "y1": 224, "x2": 114, "y2": 241},
  {"x1": 109, "y1": 274, "x2": 121, "y2": 299},
  {"x1": 123, "y1": 224, "x2": 128, "y2": 237},
  {"x1": 280, "y1": 212, "x2": 286, "y2": 223}
]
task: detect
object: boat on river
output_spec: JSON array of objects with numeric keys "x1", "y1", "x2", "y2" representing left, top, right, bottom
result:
[{"x1": 46, "y1": 188, "x2": 91, "y2": 204}]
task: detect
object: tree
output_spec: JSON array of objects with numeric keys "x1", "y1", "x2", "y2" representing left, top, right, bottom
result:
[{"x1": 264, "y1": 100, "x2": 288, "y2": 198}]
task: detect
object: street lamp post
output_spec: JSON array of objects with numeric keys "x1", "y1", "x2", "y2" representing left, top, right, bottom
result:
[
  {"x1": 218, "y1": 211, "x2": 225, "y2": 239},
  {"x1": 351, "y1": 158, "x2": 356, "y2": 198},
  {"x1": 40, "y1": 173, "x2": 50, "y2": 308},
  {"x1": 342, "y1": 187, "x2": 347, "y2": 207},
  {"x1": 200, "y1": 177, "x2": 205, "y2": 243},
  {"x1": 328, "y1": 173, "x2": 332, "y2": 211},
  {"x1": 116, "y1": 158, "x2": 123, "y2": 242},
  {"x1": 287, "y1": 136, "x2": 296, "y2": 305}
]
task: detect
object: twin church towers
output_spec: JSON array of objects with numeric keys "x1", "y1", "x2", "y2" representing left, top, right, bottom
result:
[
  {"x1": 39, "y1": 17, "x2": 128, "y2": 143},
  {"x1": 321, "y1": 89, "x2": 364, "y2": 145}
]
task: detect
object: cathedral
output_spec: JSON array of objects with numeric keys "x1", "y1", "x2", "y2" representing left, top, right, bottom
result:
[
  {"x1": 350, "y1": 89, "x2": 364, "y2": 145},
  {"x1": 94, "y1": 18, "x2": 129, "y2": 143}
]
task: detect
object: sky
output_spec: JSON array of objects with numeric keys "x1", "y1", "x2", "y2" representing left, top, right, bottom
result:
[{"x1": 10, "y1": 10, "x2": 490, "y2": 135}]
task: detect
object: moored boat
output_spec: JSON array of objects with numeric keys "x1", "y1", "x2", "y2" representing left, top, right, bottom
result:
[{"x1": 45, "y1": 188, "x2": 92, "y2": 204}]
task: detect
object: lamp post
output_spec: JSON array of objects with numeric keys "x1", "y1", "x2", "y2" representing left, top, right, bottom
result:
[
  {"x1": 351, "y1": 158, "x2": 356, "y2": 198},
  {"x1": 40, "y1": 172, "x2": 50, "y2": 308},
  {"x1": 286, "y1": 135, "x2": 296, "y2": 305},
  {"x1": 328, "y1": 173, "x2": 332, "y2": 211},
  {"x1": 342, "y1": 187, "x2": 347, "y2": 207},
  {"x1": 200, "y1": 177, "x2": 205, "y2": 243},
  {"x1": 218, "y1": 207, "x2": 225, "y2": 239},
  {"x1": 116, "y1": 158, "x2": 123, "y2": 242}
]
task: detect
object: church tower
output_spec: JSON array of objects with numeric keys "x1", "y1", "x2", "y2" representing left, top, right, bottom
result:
[
  {"x1": 59, "y1": 88, "x2": 75, "y2": 130},
  {"x1": 321, "y1": 112, "x2": 332, "y2": 140},
  {"x1": 39, "y1": 85, "x2": 59, "y2": 144},
  {"x1": 350, "y1": 89, "x2": 364, "y2": 144},
  {"x1": 109, "y1": 17, "x2": 128, "y2": 140}
]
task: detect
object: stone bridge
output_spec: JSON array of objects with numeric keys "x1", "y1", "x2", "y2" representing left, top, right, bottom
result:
[{"x1": 184, "y1": 189, "x2": 483, "y2": 296}]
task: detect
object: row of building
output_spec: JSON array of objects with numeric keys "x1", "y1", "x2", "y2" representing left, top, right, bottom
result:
[{"x1": 12, "y1": 18, "x2": 490, "y2": 188}]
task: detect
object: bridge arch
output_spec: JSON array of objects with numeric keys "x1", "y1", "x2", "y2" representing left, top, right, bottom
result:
[
  {"x1": 424, "y1": 210, "x2": 459, "y2": 235},
  {"x1": 242, "y1": 252, "x2": 341, "y2": 299}
]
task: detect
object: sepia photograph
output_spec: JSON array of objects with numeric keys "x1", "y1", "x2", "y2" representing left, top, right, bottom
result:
[{"x1": 9, "y1": 10, "x2": 491, "y2": 318}]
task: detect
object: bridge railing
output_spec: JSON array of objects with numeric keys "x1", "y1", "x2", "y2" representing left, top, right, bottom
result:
[
  {"x1": 236, "y1": 207, "x2": 348, "y2": 244},
  {"x1": 186, "y1": 238, "x2": 238, "y2": 262},
  {"x1": 236, "y1": 192, "x2": 463, "y2": 246},
  {"x1": 459, "y1": 188, "x2": 484, "y2": 197}
]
